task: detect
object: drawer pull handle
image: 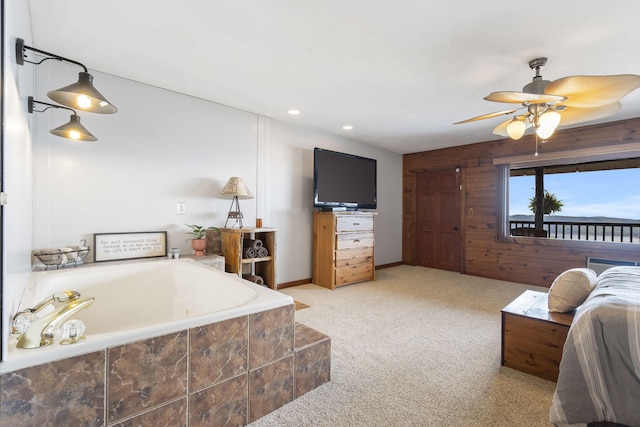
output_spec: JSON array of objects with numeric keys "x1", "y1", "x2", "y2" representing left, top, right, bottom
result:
[
  {"x1": 353, "y1": 222, "x2": 360, "y2": 225},
  {"x1": 353, "y1": 239, "x2": 360, "y2": 243}
]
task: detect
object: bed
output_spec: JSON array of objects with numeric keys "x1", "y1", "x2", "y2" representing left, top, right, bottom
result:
[{"x1": 550, "y1": 265, "x2": 640, "y2": 427}]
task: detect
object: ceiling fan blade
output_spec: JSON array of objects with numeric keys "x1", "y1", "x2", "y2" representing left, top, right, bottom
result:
[
  {"x1": 546, "y1": 75, "x2": 640, "y2": 108},
  {"x1": 557, "y1": 103, "x2": 622, "y2": 127},
  {"x1": 454, "y1": 108, "x2": 522, "y2": 124},
  {"x1": 492, "y1": 115, "x2": 532, "y2": 137},
  {"x1": 484, "y1": 91, "x2": 566, "y2": 104}
]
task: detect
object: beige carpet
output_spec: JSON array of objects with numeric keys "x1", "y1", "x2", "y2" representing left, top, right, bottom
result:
[{"x1": 250, "y1": 265, "x2": 558, "y2": 427}]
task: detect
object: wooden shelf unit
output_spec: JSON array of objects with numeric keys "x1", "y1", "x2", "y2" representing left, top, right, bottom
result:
[
  {"x1": 221, "y1": 227, "x2": 277, "y2": 289},
  {"x1": 501, "y1": 290, "x2": 574, "y2": 382},
  {"x1": 313, "y1": 211, "x2": 376, "y2": 289}
]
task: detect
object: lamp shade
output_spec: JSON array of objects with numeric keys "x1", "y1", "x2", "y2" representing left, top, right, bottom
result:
[
  {"x1": 47, "y1": 72, "x2": 117, "y2": 114},
  {"x1": 220, "y1": 177, "x2": 254, "y2": 199},
  {"x1": 49, "y1": 114, "x2": 98, "y2": 141}
]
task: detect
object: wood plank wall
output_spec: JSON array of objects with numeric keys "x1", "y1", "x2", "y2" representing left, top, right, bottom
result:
[{"x1": 403, "y1": 117, "x2": 640, "y2": 288}]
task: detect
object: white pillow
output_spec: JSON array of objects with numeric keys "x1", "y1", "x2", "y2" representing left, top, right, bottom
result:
[{"x1": 548, "y1": 268, "x2": 598, "y2": 313}]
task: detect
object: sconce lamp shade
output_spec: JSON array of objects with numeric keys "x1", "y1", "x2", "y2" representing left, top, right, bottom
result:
[
  {"x1": 220, "y1": 177, "x2": 254, "y2": 199},
  {"x1": 48, "y1": 72, "x2": 117, "y2": 114},
  {"x1": 28, "y1": 96, "x2": 99, "y2": 141},
  {"x1": 49, "y1": 114, "x2": 98, "y2": 141},
  {"x1": 221, "y1": 177, "x2": 253, "y2": 228}
]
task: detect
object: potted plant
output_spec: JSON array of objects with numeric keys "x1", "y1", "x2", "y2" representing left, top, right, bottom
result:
[{"x1": 185, "y1": 224, "x2": 218, "y2": 256}]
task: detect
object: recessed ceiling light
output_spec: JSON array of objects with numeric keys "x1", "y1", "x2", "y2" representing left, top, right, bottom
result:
[
  {"x1": 288, "y1": 109, "x2": 301, "y2": 115},
  {"x1": 342, "y1": 125, "x2": 353, "y2": 130}
]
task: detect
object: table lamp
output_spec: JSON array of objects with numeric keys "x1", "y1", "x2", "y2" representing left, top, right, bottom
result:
[{"x1": 220, "y1": 177, "x2": 254, "y2": 228}]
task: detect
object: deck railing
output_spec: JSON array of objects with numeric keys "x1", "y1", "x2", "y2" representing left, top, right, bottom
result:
[{"x1": 509, "y1": 220, "x2": 640, "y2": 243}]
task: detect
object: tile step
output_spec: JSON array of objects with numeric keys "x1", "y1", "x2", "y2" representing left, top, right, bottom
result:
[{"x1": 294, "y1": 322, "x2": 330, "y2": 351}]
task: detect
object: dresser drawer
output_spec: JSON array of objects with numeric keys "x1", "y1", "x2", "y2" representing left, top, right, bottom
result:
[
  {"x1": 335, "y1": 263, "x2": 373, "y2": 286},
  {"x1": 336, "y1": 216, "x2": 374, "y2": 232},
  {"x1": 335, "y1": 247, "x2": 374, "y2": 267},
  {"x1": 335, "y1": 232, "x2": 374, "y2": 250}
]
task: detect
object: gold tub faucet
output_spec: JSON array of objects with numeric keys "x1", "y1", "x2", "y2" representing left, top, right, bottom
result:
[{"x1": 16, "y1": 297, "x2": 95, "y2": 349}]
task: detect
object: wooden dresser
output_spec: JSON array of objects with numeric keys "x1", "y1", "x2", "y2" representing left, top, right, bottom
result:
[
  {"x1": 312, "y1": 211, "x2": 376, "y2": 289},
  {"x1": 501, "y1": 290, "x2": 575, "y2": 382}
]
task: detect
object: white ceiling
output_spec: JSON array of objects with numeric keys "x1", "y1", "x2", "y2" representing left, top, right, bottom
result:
[{"x1": 26, "y1": 0, "x2": 640, "y2": 154}]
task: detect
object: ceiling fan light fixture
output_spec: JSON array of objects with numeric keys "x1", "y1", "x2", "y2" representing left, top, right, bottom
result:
[
  {"x1": 535, "y1": 110, "x2": 561, "y2": 139},
  {"x1": 456, "y1": 57, "x2": 640, "y2": 150},
  {"x1": 506, "y1": 117, "x2": 526, "y2": 140}
]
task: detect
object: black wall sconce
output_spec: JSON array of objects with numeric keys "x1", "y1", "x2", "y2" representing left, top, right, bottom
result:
[
  {"x1": 28, "y1": 96, "x2": 98, "y2": 141},
  {"x1": 16, "y1": 38, "x2": 117, "y2": 114}
]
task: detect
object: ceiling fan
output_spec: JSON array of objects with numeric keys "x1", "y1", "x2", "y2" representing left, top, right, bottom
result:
[{"x1": 455, "y1": 57, "x2": 640, "y2": 141}]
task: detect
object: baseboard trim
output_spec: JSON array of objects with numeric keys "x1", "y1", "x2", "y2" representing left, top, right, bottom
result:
[
  {"x1": 277, "y1": 262, "x2": 405, "y2": 289},
  {"x1": 376, "y1": 262, "x2": 403, "y2": 270},
  {"x1": 277, "y1": 278, "x2": 312, "y2": 289}
]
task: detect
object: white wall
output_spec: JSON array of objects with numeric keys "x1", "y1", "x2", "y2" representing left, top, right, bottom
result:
[
  {"x1": 2, "y1": 1, "x2": 403, "y2": 359},
  {"x1": 2, "y1": 0, "x2": 35, "y2": 358},
  {"x1": 28, "y1": 64, "x2": 403, "y2": 285},
  {"x1": 270, "y1": 121, "x2": 402, "y2": 282},
  {"x1": 32, "y1": 62, "x2": 259, "y2": 251}
]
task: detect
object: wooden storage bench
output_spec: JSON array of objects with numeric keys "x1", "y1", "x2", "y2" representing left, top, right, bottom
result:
[{"x1": 501, "y1": 290, "x2": 574, "y2": 382}]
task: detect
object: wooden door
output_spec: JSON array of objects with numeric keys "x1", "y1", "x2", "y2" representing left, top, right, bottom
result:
[{"x1": 415, "y1": 169, "x2": 461, "y2": 271}]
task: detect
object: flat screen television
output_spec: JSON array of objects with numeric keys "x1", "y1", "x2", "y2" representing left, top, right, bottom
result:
[{"x1": 313, "y1": 147, "x2": 377, "y2": 210}]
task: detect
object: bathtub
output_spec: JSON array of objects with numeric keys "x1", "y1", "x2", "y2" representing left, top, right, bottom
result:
[{"x1": 2, "y1": 258, "x2": 293, "y2": 373}]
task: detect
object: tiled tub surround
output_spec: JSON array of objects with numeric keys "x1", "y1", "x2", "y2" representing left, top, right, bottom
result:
[
  {"x1": 0, "y1": 306, "x2": 332, "y2": 426},
  {"x1": 1, "y1": 258, "x2": 330, "y2": 425}
]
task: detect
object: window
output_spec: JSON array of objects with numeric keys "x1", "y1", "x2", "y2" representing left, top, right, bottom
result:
[
  {"x1": 494, "y1": 143, "x2": 640, "y2": 243},
  {"x1": 508, "y1": 158, "x2": 640, "y2": 242}
]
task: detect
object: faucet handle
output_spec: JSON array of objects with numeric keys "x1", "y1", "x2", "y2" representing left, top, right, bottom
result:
[
  {"x1": 11, "y1": 311, "x2": 37, "y2": 334},
  {"x1": 60, "y1": 319, "x2": 87, "y2": 345}
]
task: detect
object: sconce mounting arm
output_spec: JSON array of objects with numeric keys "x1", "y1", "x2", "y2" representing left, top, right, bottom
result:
[
  {"x1": 28, "y1": 96, "x2": 76, "y2": 115},
  {"x1": 16, "y1": 38, "x2": 88, "y2": 72}
]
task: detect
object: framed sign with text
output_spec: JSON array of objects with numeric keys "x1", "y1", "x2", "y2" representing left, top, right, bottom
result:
[{"x1": 93, "y1": 231, "x2": 168, "y2": 262}]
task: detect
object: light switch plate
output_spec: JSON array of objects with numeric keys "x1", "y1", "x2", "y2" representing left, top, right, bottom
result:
[{"x1": 177, "y1": 202, "x2": 186, "y2": 215}]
